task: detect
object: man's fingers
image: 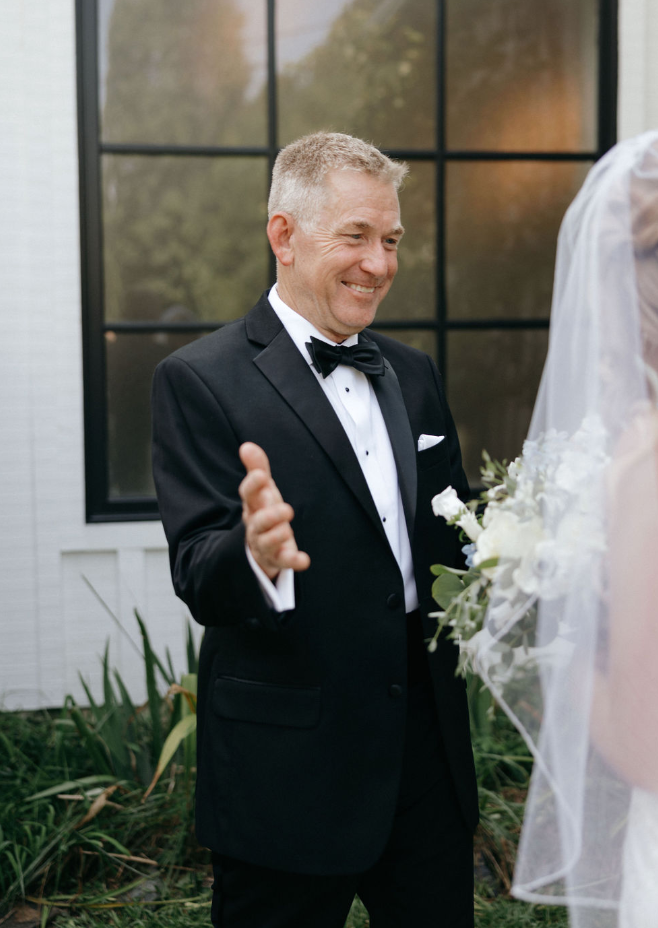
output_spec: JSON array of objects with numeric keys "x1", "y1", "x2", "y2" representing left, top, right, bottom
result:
[
  {"x1": 239, "y1": 442, "x2": 271, "y2": 477},
  {"x1": 239, "y1": 468, "x2": 283, "y2": 512},
  {"x1": 251, "y1": 530, "x2": 311, "y2": 575},
  {"x1": 238, "y1": 441, "x2": 310, "y2": 575},
  {"x1": 248, "y1": 502, "x2": 295, "y2": 536},
  {"x1": 289, "y1": 550, "x2": 311, "y2": 572},
  {"x1": 239, "y1": 443, "x2": 284, "y2": 513}
]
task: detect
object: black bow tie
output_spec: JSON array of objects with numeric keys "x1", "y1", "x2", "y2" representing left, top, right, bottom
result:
[{"x1": 306, "y1": 336, "x2": 385, "y2": 379}]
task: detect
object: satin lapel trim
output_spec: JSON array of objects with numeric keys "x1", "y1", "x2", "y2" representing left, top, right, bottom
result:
[
  {"x1": 369, "y1": 354, "x2": 417, "y2": 541},
  {"x1": 252, "y1": 327, "x2": 389, "y2": 544}
]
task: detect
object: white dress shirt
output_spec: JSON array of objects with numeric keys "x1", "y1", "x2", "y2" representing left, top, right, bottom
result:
[{"x1": 247, "y1": 284, "x2": 419, "y2": 614}]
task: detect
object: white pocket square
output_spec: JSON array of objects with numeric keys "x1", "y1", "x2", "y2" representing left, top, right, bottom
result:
[{"x1": 417, "y1": 433, "x2": 445, "y2": 451}]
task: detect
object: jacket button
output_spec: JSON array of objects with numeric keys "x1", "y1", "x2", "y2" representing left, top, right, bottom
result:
[
  {"x1": 386, "y1": 593, "x2": 401, "y2": 610},
  {"x1": 389, "y1": 684, "x2": 403, "y2": 698}
]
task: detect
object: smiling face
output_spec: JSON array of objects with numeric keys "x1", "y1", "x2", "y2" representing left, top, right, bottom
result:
[{"x1": 270, "y1": 170, "x2": 404, "y2": 342}]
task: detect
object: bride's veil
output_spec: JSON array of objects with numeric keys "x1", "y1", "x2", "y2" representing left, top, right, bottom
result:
[{"x1": 473, "y1": 131, "x2": 658, "y2": 924}]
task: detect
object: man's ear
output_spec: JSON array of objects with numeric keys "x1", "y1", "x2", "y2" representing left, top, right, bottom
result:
[{"x1": 267, "y1": 212, "x2": 296, "y2": 266}]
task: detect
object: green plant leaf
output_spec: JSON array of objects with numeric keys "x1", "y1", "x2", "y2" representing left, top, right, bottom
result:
[
  {"x1": 476, "y1": 558, "x2": 500, "y2": 571},
  {"x1": 142, "y1": 715, "x2": 197, "y2": 801},
  {"x1": 430, "y1": 563, "x2": 467, "y2": 577},
  {"x1": 68, "y1": 708, "x2": 112, "y2": 776},
  {"x1": 84, "y1": 832, "x2": 132, "y2": 857},
  {"x1": 165, "y1": 647, "x2": 176, "y2": 684},
  {"x1": 78, "y1": 677, "x2": 103, "y2": 728},
  {"x1": 102, "y1": 643, "x2": 117, "y2": 711},
  {"x1": 135, "y1": 609, "x2": 174, "y2": 688},
  {"x1": 134, "y1": 610, "x2": 163, "y2": 764},
  {"x1": 25, "y1": 776, "x2": 118, "y2": 802},
  {"x1": 432, "y1": 573, "x2": 465, "y2": 609},
  {"x1": 179, "y1": 675, "x2": 197, "y2": 717},
  {"x1": 186, "y1": 620, "x2": 198, "y2": 675},
  {"x1": 180, "y1": 674, "x2": 198, "y2": 779},
  {"x1": 112, "y1": 670, "x2": 137, "y2": 726}
]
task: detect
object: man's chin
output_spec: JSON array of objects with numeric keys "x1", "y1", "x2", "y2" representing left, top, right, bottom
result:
[{"x1": 335, "y1": 298, "x2": 383, "y2": 332}]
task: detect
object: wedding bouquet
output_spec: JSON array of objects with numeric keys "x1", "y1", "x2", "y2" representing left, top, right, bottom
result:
[{"x1": 429, "y1": 417, "x2": 608, "y2": 677}]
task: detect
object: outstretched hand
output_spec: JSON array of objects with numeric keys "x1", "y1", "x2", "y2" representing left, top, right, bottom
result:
[{"x1": 239, "y1": 442, "x2": 311, "y2": 580}]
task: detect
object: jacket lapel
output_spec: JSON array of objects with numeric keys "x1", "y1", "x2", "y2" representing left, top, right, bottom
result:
[
  {"x1": 246, "y1": 297, "x2": 389, "y2": 545},
  {"x1": 365, "y1": 335, "x2": 417, "y2": 542}
]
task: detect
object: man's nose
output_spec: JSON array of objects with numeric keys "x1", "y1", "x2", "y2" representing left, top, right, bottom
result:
[{"x1": 360, "y1": 242, "x2": 391, "y2": 279}]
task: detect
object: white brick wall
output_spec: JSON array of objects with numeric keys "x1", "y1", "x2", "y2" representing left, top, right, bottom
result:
[{"x1": 1, "y1": 0, "x2": 656, "y2": 709}]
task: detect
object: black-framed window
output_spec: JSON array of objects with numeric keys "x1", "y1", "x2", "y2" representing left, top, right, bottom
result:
[{"x1": 77, "y1": 0, "x2": 617, "y2": 522}]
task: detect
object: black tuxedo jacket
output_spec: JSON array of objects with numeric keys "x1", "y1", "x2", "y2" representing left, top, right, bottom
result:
[{"x1": 152, "y1": 293, "x2": 478, "y2": 875}]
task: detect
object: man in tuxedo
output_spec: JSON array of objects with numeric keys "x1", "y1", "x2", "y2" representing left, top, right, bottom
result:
[{"x1": 152, "y1": 132, "x2": 478, "y2": 927}]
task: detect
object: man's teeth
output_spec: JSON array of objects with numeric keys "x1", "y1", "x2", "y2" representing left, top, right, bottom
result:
[{"x1": 345, "y1": 283, "x2": 375, "y2": 293}]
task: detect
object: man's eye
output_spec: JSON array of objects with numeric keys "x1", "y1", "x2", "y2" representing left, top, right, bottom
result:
[
  {"x1": 385, "y1": 238, "x2": 399, "y2": 246},
  {"x1": 350, "y1": 234, "x2": 363, "y2": 240}
]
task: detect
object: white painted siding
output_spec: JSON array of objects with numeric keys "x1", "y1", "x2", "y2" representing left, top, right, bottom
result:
[
  {"x1": 1, "y1": 0, "x2": 657, "y2": 710},
  {"x1": 618, "y1": 0, "x2": 658, "y2": 138},
  {"x1": 0, "y1": 0, "x2": 195, "y2": 711}
]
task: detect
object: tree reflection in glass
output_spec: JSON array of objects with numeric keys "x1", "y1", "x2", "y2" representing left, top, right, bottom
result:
[{"x1": 277, "y1": 0, "x2": 437, "y2": 150}]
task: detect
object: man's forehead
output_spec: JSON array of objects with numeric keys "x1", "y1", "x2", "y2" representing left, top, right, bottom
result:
[{"x1": 320, "y1": 172, "x2": 402, "y2": 226}]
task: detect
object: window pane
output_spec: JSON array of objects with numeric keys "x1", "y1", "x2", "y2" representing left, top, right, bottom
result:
[
  {"x1": 99, "y1": 0, "x2": 267, "y2": 146},
  {"x1": 372, "y1": 328, "x2": 437, "y2": 358},
  {"x1": 446, "y1": 0, "x2": 598, "y2": 151},
  {"x1": 277, "y1": 0, "x2": 436, "y2": 149},
  {"x1": 107, "y1": 331, "x2": 205, "y2": 498},
  {"x1": 376, "y1": 161, "x2": 435, "y2": 322},
  {"x1": 447, "y1": 329, "x2": 549, "y2": 485},
  {"x1": 446, "y1": 161, "x2": 591, "y2": 320},
  {"x1": 102, "y1": 155, "x2": 270, "y2": 323}
]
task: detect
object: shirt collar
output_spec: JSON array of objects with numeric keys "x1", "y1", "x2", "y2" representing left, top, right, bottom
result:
[{"x1": 267, "y1": 284, "x2": 359, "y2": 366}]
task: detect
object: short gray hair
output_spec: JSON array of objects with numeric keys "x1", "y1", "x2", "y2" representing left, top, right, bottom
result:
[{"x1": 268, "y1": 132, "x2": 408, "y2": 227}]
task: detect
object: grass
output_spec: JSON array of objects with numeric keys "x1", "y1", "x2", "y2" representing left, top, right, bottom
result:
[
  {"x1": 0, "y1": 705, "x2": 569, "y2": 928},
  {"x1": 0, "y1": 632, "x2": 568, "y2": 927}
]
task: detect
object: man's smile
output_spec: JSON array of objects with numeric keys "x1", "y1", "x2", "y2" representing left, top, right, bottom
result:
[{"x1": 342, "y1": 282, "x2": 377, "y2": 294}]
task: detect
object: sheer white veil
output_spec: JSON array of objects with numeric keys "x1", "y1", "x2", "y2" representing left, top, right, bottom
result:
[{"x1": 474, "y1": 131, "x2": 658, "y2": 925}]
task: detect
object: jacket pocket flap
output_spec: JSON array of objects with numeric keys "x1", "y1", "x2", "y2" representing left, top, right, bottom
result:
[
  {"x1": 417, "y1": 440, "x2": 450, "y2": 471},
  {"x1": 213, "y1": 676, "x2": 321, "y2": 728}
]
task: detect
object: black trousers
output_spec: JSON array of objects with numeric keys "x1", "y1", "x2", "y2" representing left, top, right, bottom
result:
[{"x1": 210, "y1": 682, "x2": 474, "y2": 928}]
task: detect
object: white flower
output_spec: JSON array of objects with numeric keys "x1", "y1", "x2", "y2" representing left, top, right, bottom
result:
[
  {"x1": 456, "y1": 509, "x2": 482, "y2": 541},
  {"x1": 507, "y1": 459, "x2": 522, "y2": 479},
  {"x1": 512, "y1": 539, "x2": 566, "y2": 599},
  {"x1": 432, "y1": 486, "x2": 467, "y2": 521},
  {"x1": 474, "y1": 512, "x2": 543, "y2": 566},
  {"x1": 554, "y1": 450, "x2": 595, "y2": 494}
]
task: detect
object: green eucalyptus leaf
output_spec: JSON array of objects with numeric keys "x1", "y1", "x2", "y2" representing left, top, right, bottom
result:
[
  {"x1": 462, "y1": 570, "x2": 481, "y2": 588},
  {"x1": 430, "y1": 563, "x2": 467, "y2": 577},
  {"x1": 475, "y1": 558, "x2": 499, "y2": 571},
  {"x1": 432, "y1": 573, "x2": 465, "y2": 609}
]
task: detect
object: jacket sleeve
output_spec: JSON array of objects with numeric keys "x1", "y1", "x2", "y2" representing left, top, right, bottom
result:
[{"x1": 151, "y1": 354, "x2": 281, "y2": 629}]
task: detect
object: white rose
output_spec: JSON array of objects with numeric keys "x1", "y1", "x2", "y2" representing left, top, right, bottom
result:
[
  {"x1": 456, "y1": 509, "x2": 482, "y2": 541},
  {"x1": 474, "y1": 512, "x2": 543, "y2": 575},
  {"x1": 432, "y1": 486, "x2": 467, "y2": 521}
]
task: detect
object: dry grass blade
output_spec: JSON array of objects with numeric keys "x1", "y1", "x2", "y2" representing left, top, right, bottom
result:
[
  {"x1": 165, "y1": 684, "x2": 197, "y2": 714},
  {"x1": 142, "y1": 715, "x2": 197, "y2": 802},
  {"x1": 75, "y1": 785, "x2": 120, "y2": 828},
  {"x1": 80, "y1": 850, "x2": 158, "y2": 866}
]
